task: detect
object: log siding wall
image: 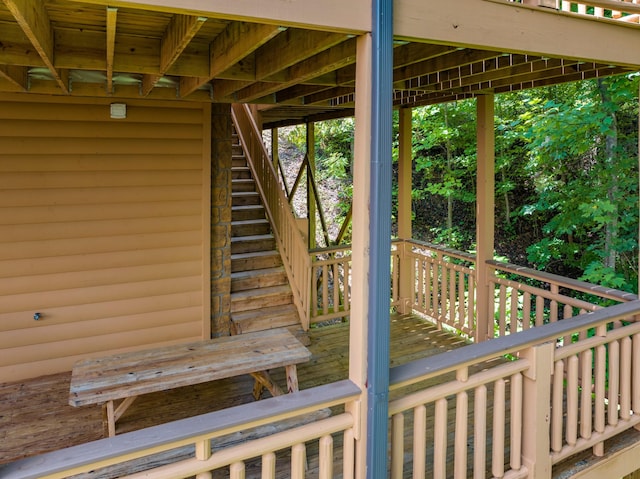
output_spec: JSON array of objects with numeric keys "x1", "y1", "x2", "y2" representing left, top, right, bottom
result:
[{"x1": 0, "y1": 95, "x2": 212, "y2": 382}]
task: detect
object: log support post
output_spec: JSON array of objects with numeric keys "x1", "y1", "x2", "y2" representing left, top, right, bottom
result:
[
  {"x1": 475, "y1": 94, "x2": 495, "y2": 342},
  {"x1": 398, "y1": 107, "x2": 413, "y2": 314}
]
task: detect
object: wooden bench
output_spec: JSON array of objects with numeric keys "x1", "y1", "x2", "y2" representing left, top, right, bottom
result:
[{"x1": 68, "y1": 328, "x2": 311, "y2": 437}]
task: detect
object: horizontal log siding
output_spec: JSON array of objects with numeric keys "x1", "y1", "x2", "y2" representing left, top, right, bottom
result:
[{"x1": 0, "y1": 96, "x2": 209, "y2": 381}]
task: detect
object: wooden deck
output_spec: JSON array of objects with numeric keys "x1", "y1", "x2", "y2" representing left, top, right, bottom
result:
[{"x1": 0, "y1": 314, "x2": 471, "y2": 471}]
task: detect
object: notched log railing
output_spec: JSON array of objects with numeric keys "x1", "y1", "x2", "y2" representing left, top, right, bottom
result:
[
  {"x1": 310, "y1": 245, "x2": 352, "y2": 323},
  {"x1": 388, "y1": 300, "x2": 640, "y2": 478},
  {"x1": 2, "y1": 380, "x2": 361, "y2": 479},
  {"x1": 312, "y1": 239, "x2": 637, "y2": 340}
]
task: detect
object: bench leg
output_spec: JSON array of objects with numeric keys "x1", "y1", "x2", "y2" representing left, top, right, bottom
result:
[
  {"x1": 250, "y1": 371, "x2": 284, "y2": 399},
  {"x1": 104, "y1": 401, "x2": 116, "y2": 437},
  {"x1": 103, "y1": 396, "x2": 138, "y2": 437},
  {"x1": 286, "y1": 364, "x2": 299, "y2": 393}
]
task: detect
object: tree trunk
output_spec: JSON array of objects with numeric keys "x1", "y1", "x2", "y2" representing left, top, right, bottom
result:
[{"x1": 597, "y1": 78, "x2": 619, "y2": 271}]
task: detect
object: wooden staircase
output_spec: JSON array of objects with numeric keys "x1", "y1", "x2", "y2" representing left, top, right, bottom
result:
[{"x1": 230, "y1": 133, "x2": 307, "y2": 343}]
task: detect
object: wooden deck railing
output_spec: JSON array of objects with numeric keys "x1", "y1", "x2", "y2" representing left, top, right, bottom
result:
[
  {"x1": 2, "y1": 380, "x2": 361, "y2": 479},
  {"x1": 310, "y1": 245, "x2": 352, "y2": 323},
  {"x1": 400, "y1": 239, "x2": 477, "y2": 338},
  {"x1": 311, "y1": 238, "x2": 637, "y2": 340},
  {"x1": 231, "y1": 104, "x2": 312, "y2": 330},
  {"x1": 389, "y1": 299, "x2": 640, "y2": 478}
]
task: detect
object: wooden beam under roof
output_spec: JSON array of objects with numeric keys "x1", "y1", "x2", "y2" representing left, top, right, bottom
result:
[
  {"x1": 396, "y1": 0, "x2": 640, "y2": 69},
  {"x1": 142, "y1": 14, "x2": 206, "y2": 96},
  {"x1": 106, "y1": 6, "x2": 117, "y2": 92},
  {"x1": 236, "y1": 37, "x2": 356, "y2": 102},
  {"x1": 256, "y1": 29, "x2": 347, "y2": 81},
  {"x1": 180, "y1": 22, "x2": 284, "y2": 97},
  {"x1": 394, "y1": 49, "x2": 502, "y2": 84},
  {"x1": 66, "y1": 0, "x2": 371, "y2": 33},
  {"x1": 3, "y1": 0, "x2": 69, "y2": 93},
  {"x1": 0, "y1": 65, "x2": 27, "y2": 90}
]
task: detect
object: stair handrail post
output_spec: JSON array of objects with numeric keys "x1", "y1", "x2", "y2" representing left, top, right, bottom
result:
[{"x1": 231, "y1": 104, "x2": 312, "y2": 331}]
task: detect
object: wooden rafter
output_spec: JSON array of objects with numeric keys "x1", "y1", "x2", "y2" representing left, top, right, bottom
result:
[
  {"x1": 236, "y1": 37, "x2": 356, "y2": 102},
  {"x1": 3, "y1": 0, "x2": 68, "y2": 93},
  {"x1": 142, "y1": 14, "x2": 207, "y2": 97},
  {"x1": 256, "y1": 30, "x2": 346, "y2": 81},
  {"x1": 106, "y1": 7, "x2": 117, "y2": 93},
  {"x1": 394, "y1": 50, "x2": 502, "y2": 85},
  {"x1": 0, "y1": 65, "x2": 27, "y2": 90},
  {"x1": 180, "y1": 22, "x2": 284, "y2": 98}
]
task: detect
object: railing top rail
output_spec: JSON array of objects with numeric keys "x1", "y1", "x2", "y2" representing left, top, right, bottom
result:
[
  {"x1": 390, "y1": 300, "x2": 640, "y2": 390},
  {"x1": 488, "y1": 259, "x2": 639, "y2": 303},
  {"x1": 405, "y1": 238, "x2": 477, "y2": 262},
  {"x1": 309, "y1": 244, "x2": 352, "y2": 255},
  {"x1": 2, "y1": 380, "x2": 361, "y2": 479}
]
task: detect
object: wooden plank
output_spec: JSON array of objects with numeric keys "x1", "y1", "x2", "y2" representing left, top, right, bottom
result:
[
  {"x1": 3, "y1": 0, "x2": 68, "y2": 93},
  {"x1": 0, "y1": 119, "x2": 204, "y2": 139},
  {"x1": 0, "y1": 137, "x2": 203, "y2": 156},
  {"x1": 0, "y1": 259, "x2": 201, "y2": 295},
  {"x1": 0, "y1": 215, "x2": 201, "y2": 242},
  {"x1": 142, "y1": 14, "x2": 207, "y2": 96},
  {"x1": 181, "y1": 22, "x2": 283, "y2": 97},
  {"x1": 69, "y1": 328, "x2": 311, "y2": 406},
  {"x1": 0, "y1": 155, "x2": 202, "y2": 172},
  {"x1": 0, "y1": 245, "x2": 201, "y2": 279},
  {"x1": 0, "y1": 97, "x2": 205, "y2": 123},
  {"x1": 0, "y1": 185, "x2": 201, "y2": 208},
  {"x1": 0, "y1": 65, "x2": 27, "y2": 90},
  {"x1": 106, "y1": 7, "x2": 117, "y2": 92},
  {"x1": 65, "y1": 0, "x2": 371, "y2": 33},
  {"x1": 0, "y1": 274, "x2": 202, "y2": 316},
  {"x1": 0, "y1": 306, "x2": 203, "y2": 349},
  {"x1": 1, "y1": 320, "x2": 204, "y2": 368}
]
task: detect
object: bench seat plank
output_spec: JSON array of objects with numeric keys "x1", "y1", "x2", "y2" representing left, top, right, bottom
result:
[{"x1": 69, "y1": 328, "x2": 311, "y2": 407}]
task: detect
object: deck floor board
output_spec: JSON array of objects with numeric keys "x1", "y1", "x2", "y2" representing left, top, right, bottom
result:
[{"x1": 1, "y1": 314, "x2": 478, "y2": 475}]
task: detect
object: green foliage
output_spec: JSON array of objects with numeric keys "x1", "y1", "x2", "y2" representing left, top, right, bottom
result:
[{"x1": 283, "y1": 72, "x2": 640, "y2": 296}]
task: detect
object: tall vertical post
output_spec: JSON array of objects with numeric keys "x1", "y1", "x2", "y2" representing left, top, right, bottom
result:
[
  {"x1": 475, "y1": 94, "x2": 495, "y2": 342},
  {"x1": 271, "y1": 127, "x2": 279, "y2": 171},
  {"x1": 307, "y1": 122, "x2": 317, "y2": 248},
  {"x1": 349, "y1": 33, "x2": 373, "y2": 479},
  {"x1": 398, "y1": 107, "x2": 413, "y2": 313}
]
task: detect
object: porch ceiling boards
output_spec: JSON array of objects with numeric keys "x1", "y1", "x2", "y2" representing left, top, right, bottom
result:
[{"x1": 0, "y1": 0, "x2": 638, "y2": 128}]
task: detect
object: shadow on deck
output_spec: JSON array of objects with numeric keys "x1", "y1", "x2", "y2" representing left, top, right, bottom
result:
[{"x1": 0, "y1": 315, "x2": 468, "y2": 467}]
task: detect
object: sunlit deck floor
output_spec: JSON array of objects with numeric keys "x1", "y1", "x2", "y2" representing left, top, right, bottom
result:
[{"x1": 1, "y1": 314, "x2": 484, "y2": 476}]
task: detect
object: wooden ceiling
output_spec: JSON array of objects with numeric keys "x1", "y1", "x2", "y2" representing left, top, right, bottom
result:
[{"x1": 0, "y1": 0, "x2": 637, "y2": 128}]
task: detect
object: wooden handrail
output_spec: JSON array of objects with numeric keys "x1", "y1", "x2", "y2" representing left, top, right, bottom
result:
[
  {"x1": 389, "y1": 299, "x2": 640, "y2": 390},
  {"x1": 488, "y1": 259, "x2": 638, "y2": 303},
  {"x1": 231, "y1": 104, "x2": 312, "y2": 329},
  {"x1": 2, "y1": 380, "x2": 361, "y2": 479}
]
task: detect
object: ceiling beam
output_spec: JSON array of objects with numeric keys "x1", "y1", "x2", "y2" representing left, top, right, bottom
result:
[
  {"x1": 236, "y1": 37, "x2": 356, "y2": 102},
  {"x1": 0, "y1": 65, "x2": 27, "y2": 90},
  {"x1": 394, "y1": 49, "x2": 501, "y2": 84},
  {"x1": 142, "y1": 14, "x2": 207, "y2": 96},
  {"x1": 256, "y1": 29, "x2": 347, "y2": 80},
  {"x1": 181, "y1": 22, "x2": 283, "y2": 97},
  {"x1": 3, "y1": 0, "x2": 69, "y2": 93},
  {"x1": 106, "y1": 7, "x2": 117, "y2": 92}
]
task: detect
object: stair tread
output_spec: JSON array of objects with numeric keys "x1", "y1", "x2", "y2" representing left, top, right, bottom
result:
[
  {"x1": 231, "y1": 303, "x2": 298, "y2": 322},
  {"x1": 231, "y1": 266, "x2": 284, "y2": 279},
  {"x1": 232, "y1": 205, "x2": 264, "y2": 210},
  {"x1": 231, "y1": 234, "x2": 274, "y2": 242},
  {"x1": 231, "y1": 250, "x2": 280, "y2": 259},
  {"x1": 232, "y1": 218, "x2": 269, "y2": 226},
  {"x1": 231, "y1": 284, "x2": 292, "y2": 301}
]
